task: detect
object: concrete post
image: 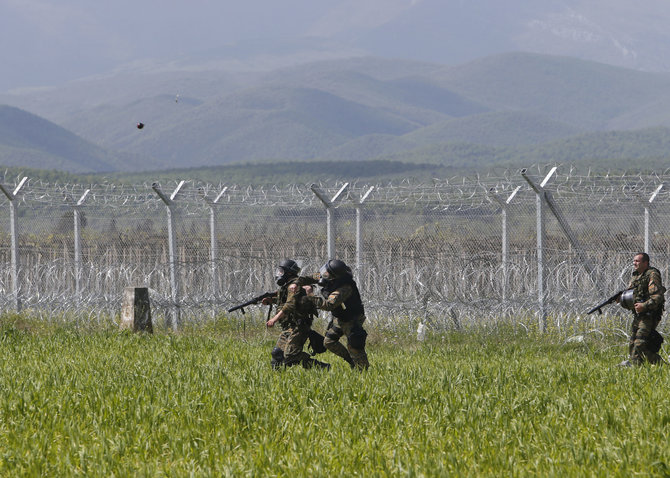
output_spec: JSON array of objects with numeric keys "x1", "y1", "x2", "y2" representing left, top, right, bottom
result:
[{"x1": 121, "y1": 287, "x2": 153, "y2": 333}]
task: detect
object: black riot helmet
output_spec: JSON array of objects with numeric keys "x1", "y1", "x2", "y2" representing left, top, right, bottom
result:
[
  {"x1": 275, "y1": 259, "x2": 301, "y2": 286},
  {"x1": 318, "y1": 259, "x2": 352, "y2": 285}
]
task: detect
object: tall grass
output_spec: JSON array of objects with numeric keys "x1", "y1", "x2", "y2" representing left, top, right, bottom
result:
[{"x1": 0, "y1": 314, "x2": 669, "y2": 476}]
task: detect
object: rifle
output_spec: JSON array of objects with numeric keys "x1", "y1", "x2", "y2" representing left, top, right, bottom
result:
[
  {"x1": 587, "y1": 289, "x2": 627, "y2": 315},
  {"x1": 227, "y1": 291, "x2": 276, "y2": 314}
]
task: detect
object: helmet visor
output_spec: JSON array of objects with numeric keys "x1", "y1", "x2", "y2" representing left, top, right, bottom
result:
[{"x1": 319, "y1": 264, "x2": 332, "y2": 280}]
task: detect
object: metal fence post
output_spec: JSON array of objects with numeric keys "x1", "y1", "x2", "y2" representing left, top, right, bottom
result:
[
  {"x1": 487, "y1": 186, "x2": 520, "y2": 302},
  {"x1": 0, "y1": 177, "x2": 27, "y2": 311},
  {"x1": 522, "y1": 166, "x2": 600, "y2": 331},
  {"x1": 64, "y1": 189, "x2": 90, "y2": 300},
  {"x1": 353, "y1": 186, "x2": 374, "y2": 286},
  {"x1": 199, "y1": 186, "x2": 227, "y2": 300},
  {"x1": 152, "y1": 181, "x2": 185, "y2": 331},
  {"x1": 310, "y1": 183, "x2": 349, "y2": 259},
  {"x1": 644, "y1": 184, "x2": 664, "y2": 254},
  {"x1": 521, "y1": 168, "x2": 558, "y2": 333}
]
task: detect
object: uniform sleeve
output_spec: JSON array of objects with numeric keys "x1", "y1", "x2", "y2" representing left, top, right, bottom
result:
[
  {"x1": 280, "y1": 283, "x2": 301, "y2": 314},
  {"x1": 644, "y1": 269, "x2": 665, "y2": 312},
  {"x1": 311, "y1": 285, "x2": 352, "y2": 311},
  {"x1": 279, "y1": 276, "x2": 318, "y2": 314},
  {"x1": 300, "y1": 275, "x2": 319, "y2": 286}
]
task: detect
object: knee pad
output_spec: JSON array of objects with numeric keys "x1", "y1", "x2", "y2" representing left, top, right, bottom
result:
[
  {"x1": 348, "y1": 326, "x2": 368, "y2": 349},
  {"x1": 325, "y1": 326, "x2": 343, "y2": 342},
  {"x1": 324, "y1": 341, "x2": 342, "y2": 353},
  {"x1": 308, "y1": 329, "x2": 327, "y2": 355}
]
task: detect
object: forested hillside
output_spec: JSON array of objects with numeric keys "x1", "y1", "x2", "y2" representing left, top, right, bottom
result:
[{"x1": 0, "y1": 105, "x2": 151, "y2": 173}]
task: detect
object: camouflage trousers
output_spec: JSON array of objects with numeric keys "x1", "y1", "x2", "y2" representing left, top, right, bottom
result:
[
  {"x1": 629, "y1": 313, "x2": 664, "y2": 365},
  {"x1": 273, "y1": 326, "x2": 328, "y2": 369},
  {"x1": 324, "y1": 316, "x2": 369, "y2": 370}
]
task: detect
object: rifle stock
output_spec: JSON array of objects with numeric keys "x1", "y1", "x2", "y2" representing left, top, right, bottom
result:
[{"x1": 228, "y1": 291, "x2": 275, "y2": 314}]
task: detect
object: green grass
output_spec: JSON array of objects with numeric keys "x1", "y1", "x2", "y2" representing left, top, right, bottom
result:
[{"x1": 0, "y1": 314, "x2": 669, "y2": 476}]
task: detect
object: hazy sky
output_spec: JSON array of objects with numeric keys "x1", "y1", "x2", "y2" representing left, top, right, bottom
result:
[
  {"x1": 3, "y1": 0, "x2": 670, "y2": 93},
  {"x1": 0, "y1": 0, "x2": 417, "y2": 92}
]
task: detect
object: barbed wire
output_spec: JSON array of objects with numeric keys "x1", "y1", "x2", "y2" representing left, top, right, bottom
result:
[
  {"x1": 2, "y1": 167, "x2": 670, "y2": 208},
  {"x1": 2, "y1": 166, "x2": 670, "y2": 334}
]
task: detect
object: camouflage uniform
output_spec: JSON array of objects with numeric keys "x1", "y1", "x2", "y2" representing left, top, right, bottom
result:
[
  {"x1": 627, "y1": 266, "x2": 665, "y2": 365},
  {"x1": 309, "y1": 277, "x2": 369, "y2": 370},
  {"x1": 270, "y1": 276, "x2": 328, "y2": 369}
]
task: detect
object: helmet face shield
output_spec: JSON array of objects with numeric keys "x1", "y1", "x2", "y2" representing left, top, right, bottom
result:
[
  {"x1": 319, "y1": 259, "x2": 351, "y2": 284},
  {"x1": 275, "y1": 267, "x2": 288, "y2": 285},
  {"x1": 318, "y1": 263, "x2": 333, "y2": 286},
  {"x1": 275, "y1": 259, "x2": 300, "y2": 286},
  {"x1": 319, "y1": 264, "x2": 332, "y2": 280}
]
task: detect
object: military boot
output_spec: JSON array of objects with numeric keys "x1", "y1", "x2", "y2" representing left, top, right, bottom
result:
[
  {"x1": 302, "y1": 357, "x2": 331, "y2": 370},
  {"x1": 350, "y1": 348, "x2": 369, "y2": 370},
  {"x1": 313, "y1": 360, "x2": 331, "y2": 370}
]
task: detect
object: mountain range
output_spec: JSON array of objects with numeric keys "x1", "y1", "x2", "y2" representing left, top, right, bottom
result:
[
  {"x1": 4, "y1": 0, "x2": 670, "y2": 93},
  {"x1": 3, "y1": 52, "x2": 670, "y2": 174},
  {"x1": 4, "y1": 0, "x2": 670, "y2": 176}
]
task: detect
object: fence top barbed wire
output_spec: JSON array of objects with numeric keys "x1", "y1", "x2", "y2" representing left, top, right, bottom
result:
[{"x1": 2, "y1": 166, "x2": 670, "y2": 209}]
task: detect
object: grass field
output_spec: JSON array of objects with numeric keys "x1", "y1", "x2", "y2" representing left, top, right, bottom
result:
[{"x1": 1, "y1": 314, "x2": 669, "y2": 477}]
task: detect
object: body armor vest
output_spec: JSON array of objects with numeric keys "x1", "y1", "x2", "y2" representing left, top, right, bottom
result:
[{"x1": 322, "y1": 278, "x2": 365, "y2": 321}]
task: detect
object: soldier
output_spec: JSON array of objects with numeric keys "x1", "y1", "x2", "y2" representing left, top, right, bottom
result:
[
  {"x1": 264, "y1": 259, "x2": 330, "y2": 370},
  {"x1": 618, "y1": 252, "x2": 665, "y2": 366},
  {"x1": 309, "y1": 259, "x2": 369, "y2": 370}
]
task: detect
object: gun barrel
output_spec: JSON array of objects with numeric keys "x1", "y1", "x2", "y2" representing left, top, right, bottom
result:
[
  {"x1": 586, "y1": 303, "x2": 606, "y2": 315},
  {"x1": 227, "y1": 304, "x2": 246, "y2": 313},
  {"x1": 227, "y1": 292, "x2": 275, "y2": 314},
  {"x1": 586, "y1": 290, "x2": 623, "y2": 315}
]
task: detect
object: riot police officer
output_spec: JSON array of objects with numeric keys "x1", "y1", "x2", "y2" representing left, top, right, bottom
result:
[
  {"x1": 309, "y1": 259, "x2": 369, "y2": 370},
  {"x1": 264, "y1": 259, "x2": 330, "y2": 370}
]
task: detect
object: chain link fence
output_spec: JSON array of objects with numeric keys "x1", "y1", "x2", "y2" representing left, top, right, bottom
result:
[{"x1": 1, "y1": 165, "x2": 670, "y2": 336}]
